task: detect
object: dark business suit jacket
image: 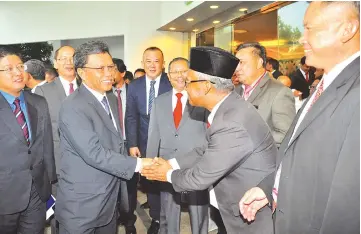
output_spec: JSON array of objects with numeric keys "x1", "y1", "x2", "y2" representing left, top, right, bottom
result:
[
  {"x1": 125, "y1": 73, "x2": 172, "y2": 156},
  {"x1": 260, "y1": 57, "x2": 360, "y2": 234},
  {"x1": 273, "y1": 70, "x2": 283, "y2": 79},
  {"x1": 0, "y1": 91, "x2": 56, "y2": 214},
  {"x1": 290, "y1": 68, "x2": 315, "y2": 99},
  {"x1": 171, "y1": 92, "x2": 277, "y2": 234}
]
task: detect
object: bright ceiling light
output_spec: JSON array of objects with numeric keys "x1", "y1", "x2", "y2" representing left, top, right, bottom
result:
[
  {"x1": 213, "y1": 20, "x2": 220, "y2": 24},
  {"x1": 193, "y1": 29, "x2": 199, "y2": 32},
  {"x1": 187, "y1": 18, "x2": 194, "y2": 22},
  {"x1": 169, "y1": 27, "x2": 176, "y2": 30},
  {"x1": 239, "y1": 8, "x2": 248, "y2": 12},
  {"x1": 210, "y1": 5, "x2": 219, "y2": 9}
]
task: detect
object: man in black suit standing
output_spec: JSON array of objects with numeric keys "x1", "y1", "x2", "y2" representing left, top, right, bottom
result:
[
  {"x1": 289, "y1": 56, "x2": 315, "y2": 99},
  {"x1": 0, "y1": 46, "x2": 56, "y2": 233},
  {"x1": 266, "y1": 57, "x2": 283, "y2": 79}
]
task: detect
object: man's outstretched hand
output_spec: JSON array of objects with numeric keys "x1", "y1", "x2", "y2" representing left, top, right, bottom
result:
[
  {"x1": 239, "y1": 187, "x2": 269, "y2": 222},
  {"x1": 141, "y1": 157, "x2": 173, "y2": 182}
]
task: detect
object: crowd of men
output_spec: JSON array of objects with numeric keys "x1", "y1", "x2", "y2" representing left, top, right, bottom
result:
[{"x1": 0, "y1": 1, "x2": 359, "y2": 234}]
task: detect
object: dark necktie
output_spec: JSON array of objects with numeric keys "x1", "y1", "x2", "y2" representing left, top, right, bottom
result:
[
  {"x1": 116, "y1": 89, "x2": 124, "y2": 136},
  {"x1": 305, "y1": 72, "x2": 309, "y2": 83},
  {"x1": 69, "y1": 83, "x2": 74, "y2": 95},
  {"x1": 101, "y1": 96, "x2": 112, "y2": 120},
  {"x1": 148, "y1": 80, "x2": 156, "y2": 114},
  {"x1": 13, "y1": 98, "x2": 30, "y2": 145},
  {"x1": 173, "y1": 93, "x2": 183, "y2": 129}
]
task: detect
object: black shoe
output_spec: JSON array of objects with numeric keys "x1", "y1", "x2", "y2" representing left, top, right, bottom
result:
[
  {"x1": 125, "y1": 225, "x2": 137, "y2": 234},
  {"x1": 140, "y1": 201, "x2": 150, "y2": 209},
  {"x1": 147, "y1": 219, "x2": 160, "y2": 234}
]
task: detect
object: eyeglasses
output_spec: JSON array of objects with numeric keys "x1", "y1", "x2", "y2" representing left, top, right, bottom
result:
[
  {"x1": 169, "y1": 70, "x2": 188, "y2": 76},
  {"x1": 185, "y1": 80, "x2": 215, "y2": 88},
  {"x1": 56, "y1": 57, "x2": 74, "y2": 64},
  {"x1": 0, "y1": 64, "x2": 25, "y2": 74},
  {"x1": 82, "y1": 65, "x2": 116, "y2": 73}
]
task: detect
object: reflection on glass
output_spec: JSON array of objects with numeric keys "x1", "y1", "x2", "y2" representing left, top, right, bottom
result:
[
  {"x1": 214, "y1": 25, "x2": 233, "y2": 53},
  {"x1": 196, "y1": 28, "x2": 214, "y2": 47}
]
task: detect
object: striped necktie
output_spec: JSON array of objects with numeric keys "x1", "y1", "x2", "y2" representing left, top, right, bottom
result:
[
  {"x1": 13, "y1": 98, "x2": 30, "y2": 145},
  {"x1": 101, "y1": 96, "x2": 112, "y2": 120},
  {"x1": 148, "y1": 80, "x2": 156, "y2": 114}
]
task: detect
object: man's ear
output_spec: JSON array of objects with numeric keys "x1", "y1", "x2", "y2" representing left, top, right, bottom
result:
[
  {"x1": 340, "y1": 19, "x2": 359, "y2": 43},
  {"x1": 257, "y1": 57, "x2": 264, "y2": 69},
  {"x1": 77, "y1": 68, "x2": 85, "y2": 81}
]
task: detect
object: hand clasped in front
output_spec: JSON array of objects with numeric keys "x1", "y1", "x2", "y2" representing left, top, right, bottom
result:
[{"x1": 141, "y1": 157, "x2": 173, "y2": 182}]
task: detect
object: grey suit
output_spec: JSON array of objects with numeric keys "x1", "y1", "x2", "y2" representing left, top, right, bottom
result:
[
  {"x1": 239, "y1": 74, "x2": 296, "y2": 147},
  {"x1": 260, "y1": 57, "x2": 360, "y2": 234},
  {"x1": 171, "y1": 92, "x2": 277, "y2": 234},
  {"x1": 55, "y1": 85, "x2": 137, "y2": 233},
  {"x1": 147, "y1": 91, "x2": 209, "y2": 234},
  {"x1": 0, "y1": 91, "x2": 56, "y2": 233}
]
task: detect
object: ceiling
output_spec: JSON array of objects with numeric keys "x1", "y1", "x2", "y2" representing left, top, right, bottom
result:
[{"x1": 158, "y1": 1, "x2": 274, "y2": 33}]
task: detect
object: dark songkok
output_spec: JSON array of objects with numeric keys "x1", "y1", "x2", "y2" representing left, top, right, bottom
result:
[{"x1": 189, "y1": 46, "x2": 239, "y2": 80}]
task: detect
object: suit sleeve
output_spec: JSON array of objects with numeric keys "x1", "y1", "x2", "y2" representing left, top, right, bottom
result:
[
  {"x1": 42, "y1": 99, "x2": 57, "y2": 182},
  {"x1": 146, "y1": 100, "x2": 160, "y2": 158},
  {"x1": 125, "y1": 84, "x2": 139, "y2": 148},
  {"x1": 171, "y1": 121, "x2": 253, "y2": 191},
  {"x1": 34, "y1": 85, "x2": 44, "y2": 97},
  {"x1": 320, "y1": 105, "x2": 360, "y2": 234},
  {"x1": 271, "y1": 87, "x2": 296, "y2": 147},
  {"x1": 59, "y1": 105, "x2": 137, "y2": 180}
]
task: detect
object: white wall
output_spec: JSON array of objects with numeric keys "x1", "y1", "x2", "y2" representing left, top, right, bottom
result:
[{"x1": 0, "y1": 1, "x2": 193, "y2": 71}]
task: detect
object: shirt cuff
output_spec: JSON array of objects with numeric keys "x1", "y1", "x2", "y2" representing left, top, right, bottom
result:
[
  {"x1": 134, "y1": 158, "x2": 142, "y2": 172},
  {"x1": 168, "y1": 158, "x2": 180, "y2": 170},
  {"x1": 166, "y1": 169, "x2": 174, "y2": 183}
]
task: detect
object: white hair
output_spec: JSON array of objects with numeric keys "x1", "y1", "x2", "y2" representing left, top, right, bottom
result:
[{"x1": 194, "y1": 71, "x2": 234, "y2": 92}]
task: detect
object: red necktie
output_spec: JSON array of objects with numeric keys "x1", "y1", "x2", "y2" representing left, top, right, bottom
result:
[
  {"x1": 116, "y1": 89, "x2": 124, "y2": 136},
  {"x1": 69, "y1": 83, "x2": 74, "y2": 94},
  {"x1": 305, "y1": 72, "x2": 309, "y2": 83},
  {"x1": 13, "y1": 98, "x2": 30, "y2": 145},
  {"x1": 207, "y1": 122, "x2": 211, "y2": 129},
  {"x1": 173, "y1": 93, "x2": 183, "y2": 129},
  {"x1": 307, "y1": 79, "x2": 324, "y2": 112}
]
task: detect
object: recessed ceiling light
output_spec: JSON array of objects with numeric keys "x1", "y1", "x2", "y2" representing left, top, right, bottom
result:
[
  {"x1": 193, "y1": 29, "x2": 199, "y2": 32},
  {"x1": 239, "y1": 8, "x2": 248, "y2": 11},
  {"x1": 210, "y1": 5, "x2": 219, "y2": 9},
  {"x1": 213, "y1": 20, "x2": 220, "y2": 24},
  {"x1": 187, "y1": 18, "x2": 194, "y2": 22},
  {"x1": 169, "y1": 27, "x2": 176, "y2": 30}
]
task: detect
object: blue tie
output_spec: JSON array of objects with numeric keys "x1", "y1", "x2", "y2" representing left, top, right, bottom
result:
[
  {"x1": 148, "y1": 80, "x2": 156, "y2": 114},
  {"x1": 101, "y1": 96, "x2": 112, "y2": 120}
]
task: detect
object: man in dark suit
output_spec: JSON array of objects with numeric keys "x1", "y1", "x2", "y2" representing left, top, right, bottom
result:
[
  {"x1": 0, "y1": 46, "x2": 56, "y2": 233},
  {"x1": 126, "y1": 47, "x2": 172, "y2": 234},
  {"x1": 289, "y1": 56, "x2": 315, "y2": 99},
  {"x1": 55, "y1": 40, "x2": 152, "y2": 234},
  {"x1": 147, "y1": 57, "x2": 209, "y2": 234},
  {"x1": 142, "y1": 47, "x2": 277, "y2": 233},
  {"x1": 111, "y1": 58, "x2": 137, "y2": 234},
  {"x1": 266, "y1": 57, "x2": 283, "y2": 79},
  {"x1": 240, "y1": 2, "x2": 360, "y2": 234}
]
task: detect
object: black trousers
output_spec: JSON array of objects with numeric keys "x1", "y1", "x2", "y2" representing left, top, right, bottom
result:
[{"x1": 0, "y1": 183, "x2": 46, "y2": 234}]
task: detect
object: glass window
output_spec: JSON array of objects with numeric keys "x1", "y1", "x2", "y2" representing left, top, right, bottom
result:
[
  {"x1": 196, "y1": 28, "x2": 214, "y2": 47},
  {"x1": 214, "y1": 25, "x2": 233, "y2": 53}
]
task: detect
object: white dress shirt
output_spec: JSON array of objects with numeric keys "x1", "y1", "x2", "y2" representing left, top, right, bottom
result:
[
  {"x1": 172, "y1": 89, "x2": 188, "y2": 113},
  {"x1": 146, "y1": 75, "x2": 161, "y2": 115},
  {"x1": 83, "y1": 83, "x2": 142, "y2": 172},
  {"x1": 299, "y1": 68, "x2": 308, "y2": 80},
  {"x1": 112, "y1": 85, "x2": 127, "y2": 139},
  {"x1": 59, "y1": 76, "x2": 78, "y2": 96},
  {"x1": 273, "y1": 51, "x2": 361, "y2": 201},
  {"x1": 167, "y1": 93, "x2": 231, "y2": 209},
  {"x1": 31, "y1": 80, "x2": 47, "y2": 93}
]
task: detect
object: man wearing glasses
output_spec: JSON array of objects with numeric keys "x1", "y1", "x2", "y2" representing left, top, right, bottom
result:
[
  {"x1": 146, "y1": 57, "x2": 209, "y2": 234},
  {"x1": 0, "y1": 46, "x2": 56, "y2": 233},
  {"x1": 55, "y1": 40, "x2": 153, "y2": 234},
  {"x1": 35, "y1": 45, "x2": 78, "y2": 234}
]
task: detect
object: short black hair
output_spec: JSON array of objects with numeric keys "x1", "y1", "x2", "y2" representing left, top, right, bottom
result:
[
  {"x1": 124, "y1": 71, "x2": 134, "y2": 81},
  {"x1": 236, "y1": 42, "x2": 267, "y2": 68},
  {"x1": 0, "y1": 45, "x2": 21, "y2": 60},
  {"x1": 143, "y1": 47, "x2": 164, "y2": 59},
  {"x1": 134, "y1": 68, "x2": 145, "y2": 75},
  {"x1": 24, "y1": 59, "x2": 46, "y2": 81},
  {"x1": 113, "y1": 58, "x2": 127, "y2": 73},
  {"x1": 300, "y1": 56, "x2": 306, "y2": 65},
  {"x1": 73, "y1": 40, "x2": 111, "y2": 70},
  {"x1": 267, "y1": 57, "x2": 280, "y2": 70},
  {"x1": 54, "y1": 45, "x2": 74, "y2": 60},
  {"x1": 44, "y1": 64, "x2": 58, "y2": 77},
  {"x1": 168, "y1": 57, "x2": 189, "y2": 72}
]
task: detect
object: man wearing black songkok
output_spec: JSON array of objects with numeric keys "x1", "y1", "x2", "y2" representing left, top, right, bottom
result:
[{"x1": 142, "y1": 46, "x2": 276, "y2": 233}]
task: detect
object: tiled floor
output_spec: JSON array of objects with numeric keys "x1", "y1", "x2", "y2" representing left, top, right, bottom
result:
[{"x1": 45, "y1": 190, "x2": 218, "y2": 234}]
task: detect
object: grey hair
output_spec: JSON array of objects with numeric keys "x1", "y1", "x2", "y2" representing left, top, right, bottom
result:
[
  {"x1": 194, "y1": 71, "x2": 234, "y2": 92},
  {"x1": 24, "y1": 59, "x2": 46, "y2": 81},
  {"x1": 168, "y1": 57, "x2": 189, "y2": 72},
  {"x1": 73, "y1": 40, "x2": 111, "y2": 70}
]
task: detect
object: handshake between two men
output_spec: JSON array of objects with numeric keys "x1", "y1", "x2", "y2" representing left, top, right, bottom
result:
[{"x1": 140, "y1": 157, "x2": 172, "y2": 182}]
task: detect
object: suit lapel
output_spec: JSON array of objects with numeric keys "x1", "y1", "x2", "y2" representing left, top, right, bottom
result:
[
  {"x1": 106, "y1": 91, "x2": 122, "y2": 138},
  {"x1": 54, "y1": 77, "x2": 67, "y2": 100},
  {"x1": 24, "y1": 93, "x2": 38, "y2": 147},
  {"x1": 140, "y1": 78, "x2": 147, "y2": 114},
  {"x1": 158, "y1": 73, "x2": 170, "y2": 96},
  {"x1": 247, "y1": 75, "x2": 269, "y2": 103},
  {"x1": 177, "y1": 101, "x2": 194, "y2": 130},
  {"x1": 286, "y1": 57, "x2": 360, "y2": 150}
]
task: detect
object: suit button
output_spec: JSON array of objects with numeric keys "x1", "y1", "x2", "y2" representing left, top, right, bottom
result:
[
  {"x1": 30, "y1": 166, "x2": 33, "y2": 170},
  {"x1": 28, "y1": 150, "x2": 31, "y2": 154},
  {"x1": 174, "y1": 149, "x2": 178, "y2": 152},
  {"x1": 175, "y1": 134, "x2": 178, "y2": 137}
]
